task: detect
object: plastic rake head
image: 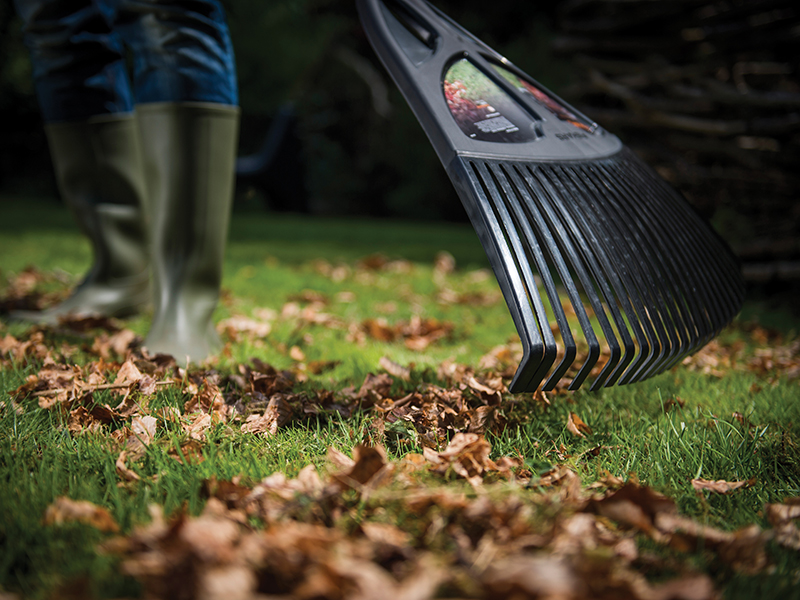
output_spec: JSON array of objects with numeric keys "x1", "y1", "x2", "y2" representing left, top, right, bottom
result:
[
  {"x1": 357, "y1": 0, "x2": 745, "y2": 392},
  {"x1": 455, "y1": 149, "x2": 744, "y2": 392}
]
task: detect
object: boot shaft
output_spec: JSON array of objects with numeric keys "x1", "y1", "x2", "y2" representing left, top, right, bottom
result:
[
  {"x1": 137, "y1": 102, "x2": 240, "y2": 363},
  {"x1": 44, "y1": 114, "x2": 149, "y2": 284}
]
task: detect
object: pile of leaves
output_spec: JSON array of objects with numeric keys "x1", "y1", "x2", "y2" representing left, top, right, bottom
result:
[{"x1": 41, "y1": 436, "x2": 800, "y2": 600}]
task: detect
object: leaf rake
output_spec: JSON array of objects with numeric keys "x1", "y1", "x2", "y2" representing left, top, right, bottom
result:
[{"x1": 356, "y1": 0, "x2": 745, "y2": 392}]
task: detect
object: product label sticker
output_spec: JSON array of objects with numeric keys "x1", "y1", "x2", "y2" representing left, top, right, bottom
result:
[
  {"x1": 443, "y1": 59, "x2": 538, "y2": 143},
  {"x1": 491, "y1": 63, "x2": 595, "y2": 133}
]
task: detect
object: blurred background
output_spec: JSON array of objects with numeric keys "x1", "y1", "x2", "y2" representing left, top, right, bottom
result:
[{"x1": 1, "y1": 0, "x2": 798, "y2": 298}]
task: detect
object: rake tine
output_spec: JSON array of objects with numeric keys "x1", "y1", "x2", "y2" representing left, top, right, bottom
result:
[
  {"x1": 573, "y1": 162, "x2": 692, "y2": 381},
  {"x1": 496, "y1": 162, "x2": 603, "y2": 390},
  {"x1": 605, "y1": 157, "x2": 724, "y2": 351},
  {"x1": 627, "y1": 160, "x2": 744, "y2": 363},
  {"x1": 539, "y1": 164, "x2": 665, "y2": 385},
  {"x1": 476, "y1": 160, "x2": 572, "y2": 389},
  {"x1": 527, "y1": 165, "x2": 641, "y2": 387},
  {"x1": 597, "y1": 157, "x2": 721, "y2": 370},
  {"x1": 619, "y1": 156, "x2": 742, "y2": 336},
  {"x1": 467, "y1": 160, "x2": 558, "y2": 390},
  {"x1": 515, "y1": 165, "x2": 635, "y2": 389},
  {"x1": 488, "y1": 162, "x2": 580, "y2": 388},
  {"x1": 454, "y1": 159, "x2": 550, "y2": 392},
  {"x1": 558, "y1": 163, "x2": 682, "y2": 382},
  {"x1": 583, "y1": 161, "x2": 696, "y2": 375},
  {"x1": 561, "y1": 165, "x2": 675, "y2": 384},
  {"x1": 509, "y1": 164, "x2": 619, "y2": 389}
]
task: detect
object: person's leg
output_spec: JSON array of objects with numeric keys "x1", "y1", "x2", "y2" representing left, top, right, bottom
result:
[
  {"x1": 12, "y1": 0, "x2": 150, "y2": 323},
  {"x1": 118, "y1": 0, "x2": 239, "y2": 362}
]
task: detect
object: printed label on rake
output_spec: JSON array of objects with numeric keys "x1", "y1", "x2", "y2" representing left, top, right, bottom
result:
[
  {"x1": 443, "y1": 59, "x2": 537, "y2": 143},
  {"x1": 491, "y1": 64, "x2": 595, "y2": 133}
]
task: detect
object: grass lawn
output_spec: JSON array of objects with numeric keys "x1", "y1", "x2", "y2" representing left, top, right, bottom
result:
[{"x1": 1, "y1": 197, "x2": 799, "y2": 599}]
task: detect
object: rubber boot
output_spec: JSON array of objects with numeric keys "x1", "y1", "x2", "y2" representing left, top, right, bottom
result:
[
  {"x1": 11, "y1": 115, "x2": 150, "y2": 324},
  {"x1": 138, "y1": 102, "x2": 239, "y2": 364}
]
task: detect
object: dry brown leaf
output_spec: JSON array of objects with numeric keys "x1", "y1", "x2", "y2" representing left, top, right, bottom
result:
[
  {"x1": 114, "y1": 359, "x2": 143, "y2": 389},
  {"x1": 185, "y1": 378, "x2": 225, "y2": 414},
  {"x1": 356, "y1": 372, "x2": 395, "y2": 403},
  {"x1": 379, "y1": 356, "x2": 411, "y2": 381},
  {"x1": 241, "y1": 395, "x2": 293, "y2": 436},
  {"x1": 67, "y1": 406, "x2": 103, "y2": 435},
  {"x1": 131, "y1": 415, "x2": 157, "y2": 446},
  {"x1": 92, "y1": 329, "x2": 137, "y2": 360},
  {"x1": 186, "y1": 412, "x2": 213, "y2": 441},
  {"x1": 115, "y1": 451, "x2": 140, "y2": 482},
  {"x1": 482, "y1": 555, "x2": 584, "y2": 599},
  {"x1": 330, "y1": 444, "x2": 392, "y2": 494},
  {"x1": 43, "y1": 497, "x2": 119, "y2": 532},
  {"x1": 168, "y1": 438, "x2": 205, "y2": 465},
  {"x1": 360, "y1": 522, "x2": 411, "y2": 548},
  {"x1": 217, "y1": 315, "x2": 272, "y2": 341},
  {"x1": 289, "y1": 345, "x2": 306, "y2": 362},
  {"x1": 566, "y1": 411, "x2": 593, "y2": 438},
  {"x1": 535, "y1": 465, "x2": 584, "y2": 503},
  {"x1": 691, "y1": 477, "x2": 755, "y2": 494},
  {"x1": 138, "y1": 375, "x2": 157, "y2": 396},
  {"x1": 204, "y1": 477, "x2": 253, "y2": 510},
  {"x1": 655, "y1": 513, "x2": 770, "y2": 573},
  {"x1": 424, "y1": 433, "x2": 492, "y2": 487},
  {"x1": 765, "y1": 499, "x2": 800, "y2": 550},
  {"x1": 589, "y1": 482, "x2": 676, "y2": 538}
]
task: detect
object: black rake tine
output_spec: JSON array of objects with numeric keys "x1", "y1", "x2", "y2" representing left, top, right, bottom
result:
[
  {"x1": 584, "y1": 161, "x2": 697, "y2": 374},
  {"x1": 597, "y1": 157, "x2": 723, "y2": 371},
  {"x1": 528, "y1": 165, "x2": 642, "y2": 386},
  {"x1": 499, "y1": 163, "x2": 602, "y2": 390},
  {"x1": 477, "y1": 160, "x2": 573, "y2": 390},
  {"x1": 558, "y1": 164, "x2": 681, "y2": 382},
  {"x1": 518, "y1": 164, "x2": 629, "y2": 389},
  {"x1": 459, "y1": 158, "x2": 549, "y2": 391},
  {"x1": 574, "y1": 162, "x2": 688, "y2": 381},
  {"x1": 538, "y1": 165, "x2": 662, "y2": 385},
  {"x1": 488, "y1": 162, "x2": 580, "y2": 389},
  {"x1": 619, "y1": 156, "x2": 739, "y2": 341},
  {"x1": 604, "y1": 156, "x2": 723, "y2": 350},
  {"x1": 471, "y1": 160, "x2": 559, "y2": 390},
  {"x1": 592, "y1": 159, "x2": 706, "y2": 342},
  {"x1": 511, "y1": 164, "x2": 618, "y2": 389},
  {"x1": 626, "y1": 160, "x2": 743, "y2": 365}
]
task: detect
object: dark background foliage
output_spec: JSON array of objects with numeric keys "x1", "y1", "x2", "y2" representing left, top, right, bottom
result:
[{"x1": 1, "y1": 0, "x2": 798, "y2": 271}]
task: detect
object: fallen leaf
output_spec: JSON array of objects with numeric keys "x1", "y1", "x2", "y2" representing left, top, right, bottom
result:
[
  {"x1": 424, "y1": 433, "x2": 493, "y2": 487},
  {"x1": 766, "y1": 498, "x2": 800, "y2": 550},
  {"x1": 566, "y1": 412, "x2": 593, "y2": 438},
  {"x1": 241, "y1": 395, "x2": 293, "y2": 436},
  {"x1": 131, "y1": 415, "x2": 157, "y2": 446},
  {"x1": 115, "y1": 451, "x2": 140, "y2": 482},
  {"x1": 217, "y1": 315, "x2": 272, "y2": 341},
  {"x1": 43, "y1": 497, "x2": 119, "y2": 532},
  {"x1": 379, "y1": 356, "x2": 411, "y2": 381},
  {"x1": 330, "y1": 444, "x2": 392, "y2": 494},
  {"x1": 691, "y1": 477, "x2": 755, "y2": 494},
  {"x1": 67, "y1": 406, "x2": 103, "y2": 435},
  {"x1": 589, "y1": 482, "x2": 676, "y2": 538}
]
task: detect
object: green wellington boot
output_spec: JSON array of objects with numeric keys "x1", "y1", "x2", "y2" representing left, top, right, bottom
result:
[
  {"x1": 138, "y1": 102, "x2": 239, "y2": 364},
  {"x1": 11, "y1": 114, "x2": 150, "y2": 324}
]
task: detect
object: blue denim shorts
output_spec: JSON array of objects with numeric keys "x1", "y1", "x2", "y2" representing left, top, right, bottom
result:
[{"x1": 14, "y1": 0, "x2": 238, "y2": 122}]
